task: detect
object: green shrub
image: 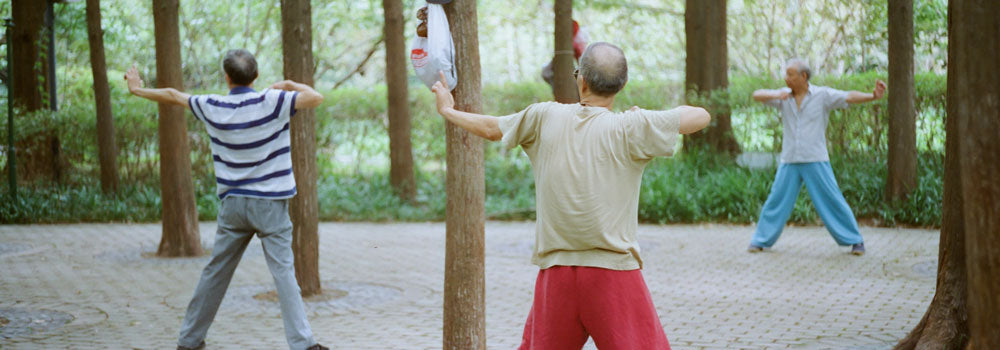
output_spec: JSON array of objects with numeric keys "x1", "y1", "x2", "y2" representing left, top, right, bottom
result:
[{"x1": 0, "y1": 73, "x2": 945, "y2": 228}]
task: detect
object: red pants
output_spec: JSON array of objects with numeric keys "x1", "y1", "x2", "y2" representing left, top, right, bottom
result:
[{"x1": 518, "y1": 266, "x2": 671, "y2": 350}]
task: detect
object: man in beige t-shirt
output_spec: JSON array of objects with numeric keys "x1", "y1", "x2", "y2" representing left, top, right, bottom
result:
[{"x1": 432, "y1": 42, "x2": 710, "y2": 349}]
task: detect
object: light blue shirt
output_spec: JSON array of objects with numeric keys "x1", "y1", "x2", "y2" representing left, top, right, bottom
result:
[{"x1": 764, "y1": 85, "x2": 850, "y2": 163}]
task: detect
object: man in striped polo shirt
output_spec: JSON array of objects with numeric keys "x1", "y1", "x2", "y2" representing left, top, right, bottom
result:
[{"x1": 125, "y1": 49, "x2": 328, "y2": 350}]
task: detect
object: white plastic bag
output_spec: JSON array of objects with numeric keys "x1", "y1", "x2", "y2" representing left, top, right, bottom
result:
[{"x1": 411, "y1": 3, "x2": 457, "y2": 90}]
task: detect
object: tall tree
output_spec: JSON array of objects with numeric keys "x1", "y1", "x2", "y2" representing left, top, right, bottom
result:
[
  {"x1": 886, "y1": 0, "x2": 916, "y2": 203},
  {"x1": 442, "y1": 1, "x2": 486, "y2": 349},
  {"x1": 11, "y1": 0, "x2": 61, "y2": 182},
  {"x1": 10, "y1": 0, "x2": 48, "y2": 111},
  {"x1": 683, "y1": 0, "x2": 739, "y2": 154},
  {"x1": 896, "y1": 1, "x2": 1000, "y2": 347},
  {"x1": 951, "y1": 0, "x2": 1000, "y2": 346},
  {"x1": 382, "y1": 0, "x2": 416, "y2": 201},
  {"x1": 280, "y1": 0, "x2": 321, "y2": 297},
  {"x1": 552, "y1": 0, "x2": 577, "y2": 103},
  {"x1": 85, "y1": 0, "x2": 119, "y2": 194},
  {"x1": 893, "y1": 47, "x2": 968, "y2": 350},
  {"x1": 152, "y1": 0, "x2": 202, "y2": 257}
]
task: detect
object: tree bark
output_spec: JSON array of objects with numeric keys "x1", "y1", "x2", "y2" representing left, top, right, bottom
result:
[
  {"x1": 552, "y1": 0, "x2": 577, "y2": 103},
  {"x1": 382, "y1": 0, "x2": 416, "y2": 201},
  {"x1": 280, "y1": 0, "x2": 321, "y2": 297},
  {"x1": 11, "y1": 0, "x2": 61, "y2": 183},
  {"x1": 895, "y1": 1, "x2": 1000, "y2": 347},
  {"x1": 11, "y1": 0, "x2": 47, "y2": 111},
  {"x1": 893, "y1": 47, "x2": 968, "y2": 349},
  {"x1": 886, "y1": 0, "x2": 916, "y2": 203},
  {"x1": 85, "y1": 0, "x2": 119, "y2": 195},
  {"x1": 683, "y1": 0, "x2": 739, "y2": 155},
  {"x1": 442, "y1": 1, "x2": 486, "y2": 349},
  {"x1": 951, "y1": 0, "x2": 1000, "y2": 346},
  {"x1": 152, "y1": 0, "x2": 202, "y2": 257}
]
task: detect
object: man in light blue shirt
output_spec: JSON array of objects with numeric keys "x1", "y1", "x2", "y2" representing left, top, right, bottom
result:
[{"x1": 749, "y1": 59, "x2": 886, "y2": 256}]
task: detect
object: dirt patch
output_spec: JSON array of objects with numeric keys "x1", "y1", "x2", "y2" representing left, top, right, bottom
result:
[{"x1": 253, "y1": 288, "x2": 349, "y2": 303}]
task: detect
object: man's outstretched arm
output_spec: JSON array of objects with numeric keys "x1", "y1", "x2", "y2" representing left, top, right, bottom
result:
[
  {"x1": 269, "y1": 80, "x2": 325, "y2": 109},
  {"x1": 673, "y1": 106, "x2": 711, "y2": 134},
  {"x1": 431, "y1": 71, "x2": 502, "y2": 141},
  {"x1": 845, "y1": 79, "x2": 886, "y2": 104},
  {"x1": 752, "y1": 89, "x2": 790, "y2": 103},
  {"x1": 125, "y1": 65, "x2": 190, "y2": 108}
]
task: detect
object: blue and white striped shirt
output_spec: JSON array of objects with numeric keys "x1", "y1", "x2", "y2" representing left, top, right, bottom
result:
[{"x1": 189, "y1": 86, "x2": 299, "y2": 200}]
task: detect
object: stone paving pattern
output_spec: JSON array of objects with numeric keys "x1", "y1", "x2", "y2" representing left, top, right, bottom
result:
[{"x1": 0, "y1": 222, "x2": 938, "y2": 349}]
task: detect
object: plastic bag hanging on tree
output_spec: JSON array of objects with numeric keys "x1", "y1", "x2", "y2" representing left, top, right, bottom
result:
[{"x1": 411, "y1": 1, "x2": 457, "y2": 91}]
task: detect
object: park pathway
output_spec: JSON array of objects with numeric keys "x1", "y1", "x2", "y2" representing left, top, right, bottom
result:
[{"x1": 0, "y1": 222, "x2": 937, "y2": 349}]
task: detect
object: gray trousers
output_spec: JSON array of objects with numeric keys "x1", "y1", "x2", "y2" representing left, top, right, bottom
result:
[{"x1": 178, "y1": 196, "x2": 316, "y2": 350}]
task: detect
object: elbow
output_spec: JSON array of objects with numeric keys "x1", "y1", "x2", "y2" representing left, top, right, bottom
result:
[
  {"x1": 678, "y1": 107, "x2": 711, "y2": 135},
  {"x1": 303, "y1": 92, "x2": 325, "y2": 109},
  {"x1": 696, "y1": 107, "x2": 711, "y2": 130},
  {"x1": 485, "y1": 129, "x2": 503, "y2": 142}
]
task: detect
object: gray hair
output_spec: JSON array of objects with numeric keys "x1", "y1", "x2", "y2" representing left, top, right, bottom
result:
[
  {"x1": 785, "y1": 58, "x2": 812, "y2": 81},
  {"x1": 223, "y1": 49, "x2": 258, "y2": 86},
  {"x1": 578, "y1": 42, "x2": 628, "y2": 96}
]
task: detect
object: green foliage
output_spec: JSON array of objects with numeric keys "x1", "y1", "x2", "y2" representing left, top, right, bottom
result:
[
  {"x1": 637, "y1": 150, "x2": 943, "y2": 227},
  {"x1": 1, "y1": 74, "x2": 945, "y2": 228}
]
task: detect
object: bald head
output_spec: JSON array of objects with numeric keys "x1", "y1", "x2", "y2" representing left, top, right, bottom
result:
[
  {"x1": 223, "y1": 49, "x2": 258, "y2": 86},
  {"x1": 578, "y1": 42, "x2": 628, "y2": 97}
]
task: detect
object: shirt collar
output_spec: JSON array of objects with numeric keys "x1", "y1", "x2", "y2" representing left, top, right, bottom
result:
[
  {"x1": 229, "y1": 86, "x2": 256, "y2": 95},
  {"x1": 806, "y1": 83, "x2": 816, "y2": 96}
]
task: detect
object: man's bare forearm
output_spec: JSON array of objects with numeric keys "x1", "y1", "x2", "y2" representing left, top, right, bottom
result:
[
  {"x1": 440, "y1": 107, "x2": 502, "y2": 141},
  {"x1": 752, "y1": 89, "x2": 787, "y2": 102},
  {"x1": 130, "y1": 87, "x2": 190, "y2": 107},
  {"x1": 845, "y1": 91, "x2": 877, "y2": 104},
  {"x1": 272, "y1": 80, "x2": 324, "y2": 109}
]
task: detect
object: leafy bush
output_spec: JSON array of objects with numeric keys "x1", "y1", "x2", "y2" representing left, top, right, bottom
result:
[{"x1": 0, "y1": 73, "x2": 945, "y2": 228}]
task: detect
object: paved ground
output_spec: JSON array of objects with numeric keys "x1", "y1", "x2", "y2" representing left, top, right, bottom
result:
[{"x1": 0, "y1": 222, "x2": 938, "y2": 349}]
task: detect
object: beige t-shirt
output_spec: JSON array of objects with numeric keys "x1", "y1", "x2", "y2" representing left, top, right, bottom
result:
[{"x1": 498, "y1": 102, "x2": 681, "y2": 270}]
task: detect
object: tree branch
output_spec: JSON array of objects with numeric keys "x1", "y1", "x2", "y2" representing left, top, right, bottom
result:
[{"x1": 332, "y1": 35, "x2": 384, "y2": 90}]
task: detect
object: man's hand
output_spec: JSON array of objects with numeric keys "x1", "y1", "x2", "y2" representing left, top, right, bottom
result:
[
  {"x1": 431, "y1": 71, "x2": 455, "y2": 117},
  {"x1": 872, "y1": 79, "x2": 887, "y2": 99},
  {"x1": 125, "y1": 65, "x2": 144, "y2": 94}
]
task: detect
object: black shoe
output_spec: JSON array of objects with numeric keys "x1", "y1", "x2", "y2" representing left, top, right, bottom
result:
[
  {"x1": 177, "y1": 341, "x2": 205, "y2": 350},
  {"x1": 307, "y1": 344, "x2": 329, "y2": 350},
  {"x1": 851, "y1": 243, "x2": 865, "y2": 256},
  {"x1": 747, "y1": 243, "x2": 764, "y2": 253}
]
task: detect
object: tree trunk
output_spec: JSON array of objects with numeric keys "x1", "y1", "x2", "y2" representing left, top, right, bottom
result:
[
  {"x1": 85, "y1": 0, "x2": 119, "y2": 195},
  {"x1": 152, "y1": 0, "x2": 202, "y2": 257},
  {"x1": 280, "y1": 0, "x2": 321, "y2": 297},
  {"x1": 951, "y1": 0, "x2": 1000, "y2": 346},
  {"x1": 11, "y1": 0, "x2": 47, "y2": 111},
  {"x1": 442, "y1": 1, "x2": 486, "y2": 349},
  {"x1": 683, "y1": 0, "x2": 739, "y2": 155},
  {"x1": 886, "y1": 0, "x2": 916, "y2": 203},
  {"x1": 893, "y1": 45, "x2": 968, "y2": 349},
  {"x1": 552, "y1": 0, "x2": 577, "y2": 103},
  {"x1": 11, "y1": 0, "x2": 61, "y2": 183},
  {"x1": 382, "y1": 0, "x2": 416, "y2": 201},
  {"x1": 895, "y1": 1, "x2": 1000, "y2": 347}
]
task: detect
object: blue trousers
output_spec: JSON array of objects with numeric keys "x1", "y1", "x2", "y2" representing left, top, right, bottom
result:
[{"x1": 751, "y1": 162, "x2": 863, "y2": 248}]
